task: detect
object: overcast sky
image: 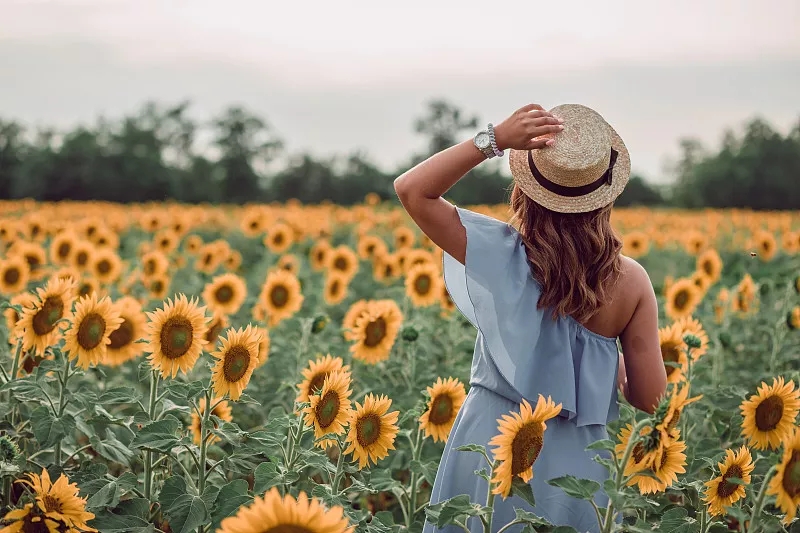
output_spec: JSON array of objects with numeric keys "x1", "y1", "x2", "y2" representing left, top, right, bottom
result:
[{"x1": 2, "y1": 0, "x2": 799, "y2": 182}]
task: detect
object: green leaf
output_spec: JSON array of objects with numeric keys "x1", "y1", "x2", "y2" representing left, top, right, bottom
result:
[
  {"x1": 424, "y1": 494, "x2": 490, "y2": 528},
  {"x1": 158, "y1": 476, "x2": 188, "y2": 512},
  {"x1": 90, "y1": 430, "x2": 135, "y2": 467},
  {"x1": 98, "y1": 386, "x2": 139, "y2": 404},
  {"x1": 546, "y1": 475, "x2": 601, "y2": 501},
  {"x1": 210, "y1": 479, "x2": 252, "y2": 528},
  {"x1": 85, "y1": 479, "x2": 122, "y2": 510},
  {"x1": 1, "y1": 379, "x2": 49, "y2": 403},
  {"x1": 552, "y1": 527, "x2": 581, "y2": 533},
  {"x1": 165, "y1": 494, "x2": 208, "y2": 533},
  {"x1": 130, "y1": 417, "x2": 182, "y2": 453},
  {"x1": 253, "y1": 461, "x2": 281, "y2": 494},
  {"x1": 513, "y1": 508, "x2": 552, "y2": 528},
  {"x1": 31, "y1": 405, "x2": 75, "y2": 448},
  {"x1": 585, "y1": 439, "x2": 616, "y2": 453},
  {"x1": 89, "y1": 510, "x2": 154, "y2": 533},
  {"x1": 165, "y1": 380, "x2": 205, "y2": 401},
  {"x1": 659, "y1": 507, "x2": 698, "y2": 533},
  {"x1": 410, "y1": 459, "x2": 439, "y2": 485},
  {"x1": 510, "y1": 477, "x2": 536, "y2": 508}
]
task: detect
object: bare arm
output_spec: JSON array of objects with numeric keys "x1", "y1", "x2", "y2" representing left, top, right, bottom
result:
[
  {"x1": 393, "y1": 104, "x2": 563, "y2": 264},
  {"x1": 619, "y1": 264, "x2": 667, "y2": 414}
]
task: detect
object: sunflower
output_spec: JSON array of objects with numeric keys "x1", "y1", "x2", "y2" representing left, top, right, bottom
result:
[
  {"x1": 145, "y1": 294, "x2": 209, "y2": 378},
  {"x1": 732, "y1": 274, "x2": 757, "y2": 315},
  {"x1": 264, "y1": 223, "x2": 294, "y2": 254},
  {"x1": 10, "y1": 242, "x2": 47, "y2": 281},
  {"x1": 393, "y1": 226, "x2": 415, "y2": 249},
  {"x1": 404, "y1": 262, "x2": 443, "y2": 307},
  {"x1": 655, "y1": 383, "x2": 702, "y2": 441},
  {"x1": 90, "y1": 226, "x2": 119, "y2": 250},
  {"x1": 304, "y1": 370, "x2": 353, "y2": 449},
  {"x1": 147, "y1": 274, "x2": 170, "y2": 301},
  {"x1": 615, "y1": 423, "x2": 666, "y2": 478},
  {"x1": 225, "y1": 250, "x2": 243, "y2": 271},
  {"x1": 217, "y1": 487, "x2": 354, "y2": 533},
  {"x1": 17, "y1": 277, "x2": 77, "y2": 355},
  {"x1": 204, "y1": 312, "x2": 229, "y2": 345},
  {"x1": 0, "y1": 256, "x2": 30, "y2": 295},
  {"x1": 184, "y1": 235, "x2": 203, "y2": 254},
  {"x1": 0, "y1": 503, "x2": 60, "y2": 533},
  {"x1": 696, "y1": 248, "x2": 723, "y2": 284},
  {"x1": 309, "y1": 239, "x2": 332, "y2": 272},
  {"x1": 372, "y1": 253, "x2": 402, "y2": 283},
  {"x1": 327, "y1": 245, "x2": 359, "y2": 281},
  {"x1": 752, "y1": 230, "x2": 778, "y2": 262},
  {"x1": 240, "y1": 209, "x2": 267, "y2": 237},
  {"x1": 255, "y1": 326, "x2": 271, "y2": 367},
  {"x1": 202, "y1": 273, "x2": 247, "y2": 317},
  {"x1": 75, "y1": 277, "x2": 99, "y2": 300},
  {"x1": 70, "y1": 240, "x2": 95, "y2": 272},
  {"x1": 297, "y1": 354, "x2": 351, "y2": 404},
  {"x1": 439, "y1": 284, "x2": 456, "y2": 316},
  {"x1": 789, "y1": 308, "x2": 800, "y2": 330},
  {"x1": 690, "y1": 271, "x2": 712, "y2": 296},
  {"x1": 3, "y1": 292, "x2": 37, "y2": 346},
  {"x1": 489, "y1": 395, "x2": 563, "y2": 498},
  {"x1": 259, "y1": 269, "x2": 304, "y2": 327},
  {"x1": 622, "y1": 231, "x2": 650, "y2": 258},
  {"x1": 323, "y1": 272, "x2": 350, "y2": 306},
  {"x1": 659, "y1": 322, "x2": 688, "y2": 384},
  {"x1": 675, "y1": 316, "x2": 709, "y2": 361},
  {"x1": 49, "y1": 230, "x2": 78, "y2": 265},
  {"x1": 627, "y1": 436, "x2": 687, "y2": 494},
  {"x1": 141, "y1": 250, "x2": 170, "y2": 279},
  {"x1": 17, "y1": 469, "x2": 95, "y2": 532},
  {"x1": 63, "y1": 293, "x2": 123, "y2": 370},
  {"x1": 665, "y1": 278, "x2": 701, "y2": 321},
  {"x1": 714, "y1": 288, "x2": 729, "y2": 324},
  {"x1": 766, "y1": 429, "x2": 800, "y2": 524},
  {"x1": 349, "y1": 300, "x2": 403, "y2": 364},
  {"x1": 402, "y1": 249, "x2": 436, "y2": 274},
  {"x1": 419, "y1": 377, "x2": 467, "y2": 443},
  {"x1": 703, "y1": 445, "x2": 754, "y2": 517},
  {"x1": 153, "y1": 229, "x2": 180, "y2": 255},
  {"x1": 90, "y1": 249, "x2": 122, "y2": 285},
  {"x1": 195, "y1": 243, "x2": 224, "y2": 274},
  {"x1": 277, "y1": 254, "x2": 299, "y2": 275},
  {"x1": 210, "y1": 325, "x2": 261, "y2": 401},
  {"x1": 342, "y1": 301, "x2": 370, "y2": 341},
  {"x1": 344, "y1": 393, "x2": 400, "y2": 469},
  {"x1": 190, "y1": 397, "x2": 233, "y2": 446},
  {"x1": 683, "y1": 231, "x2": 708, "y2": 255},
  {"x1": 104, "y1": 297, "x2": 147, "y2": 367},
  {"x1": 740, "y1": 377, "x2": 800, "y2": 451},
  {"x1": 357, "y1": 235, "x2": 388, "y2": 261}
]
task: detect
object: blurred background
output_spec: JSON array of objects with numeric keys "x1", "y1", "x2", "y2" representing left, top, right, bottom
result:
[{"x1": 1, "y1": 0, "x2": 799, "y2": 208}]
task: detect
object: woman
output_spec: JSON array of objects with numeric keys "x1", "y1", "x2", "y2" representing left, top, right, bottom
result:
[{"x1": 394, "y1": 103, "x2": 667, "y2": 532}]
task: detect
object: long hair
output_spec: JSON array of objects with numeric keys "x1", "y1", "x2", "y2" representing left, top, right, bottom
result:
[{"x1": 509, "y1": 184, "x2": 623, "y2": 323}]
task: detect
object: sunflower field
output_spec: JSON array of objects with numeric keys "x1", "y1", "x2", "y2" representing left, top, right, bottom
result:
[{"x1": 1, "y1": 197, "x2": 800, "y2": 533}]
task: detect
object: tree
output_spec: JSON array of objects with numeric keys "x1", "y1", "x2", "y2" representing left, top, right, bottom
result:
[
  {"x1": 615, "y1": 175, "x2": 664, "y2": 207},
  {"x1": 413, "y1": 99, "x2": 479, "y2": 159}
]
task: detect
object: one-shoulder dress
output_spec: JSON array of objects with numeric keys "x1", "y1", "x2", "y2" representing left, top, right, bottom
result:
[{"x1": 423, "y1": 207, "x2": 620, "y2": 533}]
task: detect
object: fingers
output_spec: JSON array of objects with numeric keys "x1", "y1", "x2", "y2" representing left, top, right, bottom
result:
[
  {"x1": 528, "y1": 116, "x2": 562, "y2": 127},
  {"x1": 524, "y1": 138, "x2": 553, "y2": 150},
  {"x1": 518, "y1": 103, "x2": 545, "y2": 113}
]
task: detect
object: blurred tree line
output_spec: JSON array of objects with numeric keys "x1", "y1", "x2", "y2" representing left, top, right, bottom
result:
[{"x1": 0, "y1": 99, "x2": 798, "y2": 209}]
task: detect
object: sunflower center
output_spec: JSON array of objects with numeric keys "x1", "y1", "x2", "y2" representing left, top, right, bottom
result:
[
  {"x1": 222, "y1": 345, "x2": 251, "y2": 383},
  {"x1": 510, "y1": 422, "x2": 544, "y2": 476},
  {"x1": 144, "y1": 259, "x2": 156, "y2": 275},
  {"x1": 25, "y1": 254, "x2": 40, "y2": 272},
  {"x1": 78, "y1": 282, "x2": 93, "y2": 297},
  {"x1": 77, "y1": 312, "x2": 107, "y2": 350},
  {"x1": 717, "y1": 464, "x2": 744, "y2": 498},
  {"x1": 109, "y1": 319, "x2": 134, "y2": 349},
  {"x1": 41, "y1": 494, "x2": 63, "y2": 513},
  {"x1": 631, "y1": 442, "x2": 646, "y2": 465},
  {"x1": 413, "y1": 274, "x2": 432, "y2": 295},
  {"x1": 673, "y1": 289, "x2": 690, "y2": 311},
  {"x1": 754, "y1": 395, "x2": 784, "y2": 431},
  {"x1": 205, "y1": 319, "x2": 224, "y2": 344},
  {"x1": 270, "y1": 285, "x2": 289, "y2": 308},
  {"x1": 308, "y1": 373, "x2": 328, "y2": 397},
  {"x1": 330, "y1": 280, "x2": 341, "y2": 296},
  {"x1": 660, "y1": 342, "x2": 681, "y2": 377},
  {"x1": 97, "y1": 259, "x2": 111, "y2": 274},
  {"x1": 214, "y1": 285, "x2": 234, "y2": 303},
  {"x1": 160, "y1": 317, "x2": 194, "y2": 359},
  {"x1": 57, "y1": 242, "x2": 71, "y2": 259},
  {"x1": 262, "y1": 526, "x2": 315, "y2": 533},
  {"x1": 151, "y1": 280, "x2": 164, "y2": 293},
  {"x1": 76, "y1": 251, "x2": 88, "y2": 266},
  {"x1": 364, "y1": 318, "x2": 387, "y2": 348},
  {"x1": 32, "y1": 297, "x2": 64, "y2": 336},
  {"x1": 273, "y1": 233, "x2": 284, "y2": 245},
  {"x1": 702, "y1": 260, "x2": 713, "y2": 276},
  {"x1": 3, "y1": 267, "x2": 20, "y2": 285},
  {"x1": 333, "y1": 257, "x2": 347, "y2": 271},
  {"x1": 315, "y1": 391, "x2": 340, "y2": 429},
  {"x1": 782, "y1": 451, "x2": 800, "y2": 498},
  {"x1": 315, "y1": 250, "x2": 325, "y2": 262},
  {"x1": 355, "y1": 413, "x2": 382, "y2": 447},
  {"x1": 428, "y1": 394, "x2": 454, "y2": 425}
]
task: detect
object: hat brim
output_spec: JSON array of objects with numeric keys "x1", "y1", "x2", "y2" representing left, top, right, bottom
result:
[{"x1": 509, "y1": 124, "x2": 631, "y2": 214}]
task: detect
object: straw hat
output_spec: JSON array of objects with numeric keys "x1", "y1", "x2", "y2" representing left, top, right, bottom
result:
[{"x1": 509, "y1": 104, "x2": 630, "y2": 213}]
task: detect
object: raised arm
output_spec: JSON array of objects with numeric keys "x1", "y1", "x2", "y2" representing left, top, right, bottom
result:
[{"x1": 393, "y1": 104, "x2": 563, "y2": 264}]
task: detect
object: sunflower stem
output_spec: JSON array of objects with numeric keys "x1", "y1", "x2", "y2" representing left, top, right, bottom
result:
[
  {"x1": 198, "y1": 388, "x2": 212, "y2": 496},
  {"x1": 144, "y1": 369, "x2": 160, "y2": 501},
  {"x1": 601, "y1": 418, "x2": 650, "y2": 533},
  {"x1": 404, "y1": 424, "x2": 424, "y2": 530},
  {"x1": 699, "y1": 505, "x2": 708, "y2": 533},
  {"x1": 330, "y1": 438, "x2": 346, "y2": 495},
  {"x1": 482, "y1": 459, "x2": 500, "y2": 533},
  {"x1": 746, "y1": 464, "x2": 777, "y2": 533},
  {"x1": 8, "y1": 340, "x2": 22, "y2": 384},
  {"x1": 53, "y1": 354, "x2": 73, "y2": 467}
]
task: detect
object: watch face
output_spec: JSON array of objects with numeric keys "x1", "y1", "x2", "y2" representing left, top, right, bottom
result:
[{"x1": 475, "y1": 132, "x2": 490, "y2": 149}]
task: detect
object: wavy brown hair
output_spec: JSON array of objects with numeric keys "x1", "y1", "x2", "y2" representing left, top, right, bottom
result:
[{"x1": 509, "y1": 185, "x2": 623, "y2": 323}]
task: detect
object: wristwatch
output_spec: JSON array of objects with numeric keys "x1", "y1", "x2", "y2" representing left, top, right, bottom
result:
[{"x1": 473, "y1": 129, "x2": 495, "y2": 159}]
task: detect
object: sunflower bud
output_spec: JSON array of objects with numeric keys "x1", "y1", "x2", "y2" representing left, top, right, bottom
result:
[
  {"x1": 401, "y1": 326, "x2": 419, "y2": 342},
  {"x1": 311, "y1": 315, "x2": 329, "y2": 334},
  {"x1": 718, "y1": 331, "x2": 732, "y2": 349},
  {"x1": 683, "y1": 334, "x2": 702, "y2": 349},
  {"x1": 0, "y1": 436, "x2": 20, "y2": 463}
]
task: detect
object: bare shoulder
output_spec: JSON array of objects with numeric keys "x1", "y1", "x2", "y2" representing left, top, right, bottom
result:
[{"x1": 618, "y1": 255, "x2": 653, "y2": 296}]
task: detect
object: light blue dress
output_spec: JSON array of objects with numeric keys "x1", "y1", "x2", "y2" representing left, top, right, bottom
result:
[{"x1": 424, "y1": 207, "x2": 620, "y2": 533}]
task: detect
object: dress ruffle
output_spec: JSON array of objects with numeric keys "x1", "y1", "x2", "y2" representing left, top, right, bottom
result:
[{"x1": 443, "y1": 207, "x2": 619, "y2": 427}]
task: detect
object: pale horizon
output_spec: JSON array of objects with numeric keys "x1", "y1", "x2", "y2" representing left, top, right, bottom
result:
[{"x1": 2, "y1": 0, "x2": 799, "y2": 183}]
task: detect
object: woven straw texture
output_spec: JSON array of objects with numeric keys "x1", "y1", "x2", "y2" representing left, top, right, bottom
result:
[{"x1": 509, "y1": 104, "x2": 630, "y2": 213}]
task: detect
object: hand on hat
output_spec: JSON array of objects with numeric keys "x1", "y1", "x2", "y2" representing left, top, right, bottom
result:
[{"x1": 493, "y1": 104, "x2": 565, "y2": 152}]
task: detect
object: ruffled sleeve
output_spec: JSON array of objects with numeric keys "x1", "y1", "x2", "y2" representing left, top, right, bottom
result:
[{"x1": 443, "y1": 207, "x2": 619, "y2": 427}]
